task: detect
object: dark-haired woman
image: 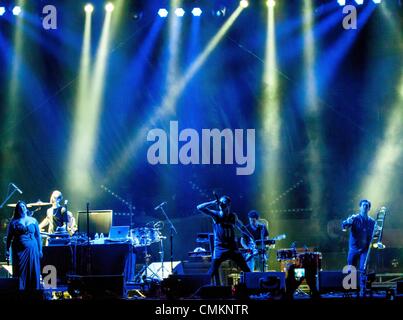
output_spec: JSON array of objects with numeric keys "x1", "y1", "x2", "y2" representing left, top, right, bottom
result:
[{"x1": 5, "y1": 201, "x2": 42, "y2": 290}]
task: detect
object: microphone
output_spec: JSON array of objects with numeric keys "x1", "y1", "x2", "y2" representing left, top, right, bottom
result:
[
  {"x1": 213, "y1": 192, "x2": 220, "y2": 204},
  {"x1": 10, "y1": 183, "x2": 23, "y2": 194},
  {"x1": 154, "y1": 201, "x2": 167, "y2": 210}
]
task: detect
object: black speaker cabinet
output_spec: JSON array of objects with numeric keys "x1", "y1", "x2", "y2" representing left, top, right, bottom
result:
[
  {"x1": 240, "y1": 272, "x2": 286, "y2": 291},
  {"x1": 162, "y1": 274, "x2": 211, "y2": 298},
  {"x1": 67, "y1": 274, "x2": 124, "y2": 298},
  {"x1": 0, "y1": 278, "x2": 19, "y2": 294},
  {"x1": 318, "y1": 271, "x2": 360, "y2": 293},
  {"x1": 397, "y1": 281, "x2": 403, "y2": 295}
]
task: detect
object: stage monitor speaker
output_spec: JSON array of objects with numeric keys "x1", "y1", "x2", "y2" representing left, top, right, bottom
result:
[
  {"x1": 141, "y1": 261, "x2": 184, "y2": 280},
  {"x1": 162, "y1": 274, "x2": 211, "y2": 299},
  {"x1": 0, "y1": 278, "x2": 19, "y2": 294},
  {"x1": 67, "y1": 274, "x2": 124, "y2": 298},
  {"x1": 199, "y1": 285, "x2": 232, "y2": 299},
  {"x1": 397, "y1": 281, "x2": 403, "y2": 295},
  {"x1": 318, "y1": 271, "x2": 360, "y2": 293},
  {"x1": 240, "y1": 272, "x2": 286, "y2": 291}
]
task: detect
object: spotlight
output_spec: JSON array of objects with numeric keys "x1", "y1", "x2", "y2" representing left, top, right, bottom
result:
[
  {"x1": 354, "y1": 0, "x2": 364, "y2": 4},
  {"x1": 105, "y1": 2, "x2": 114, "y2": 12},
  {"x1": 0, "y1": 6, "x2": 5, "y2": 16},
  {"x1": 132, "y1": 11, "x2": 143, "y2": 20},
  {"x1": 372, "y1": 0, "x2": 382, "y2": 3},
  {"x1": 212, "y1": 6, "x2": 226, "y2": 17},
  {"x1": 158, "y1": 8, "x2": 168, "y2": 18},
  {"x1": 240, "y1": 0, "x2": 249, "y2": 8},
  {"x1": 267, "y1": 0, "x2": 276, "y2": 7},
  {"x1": 12, "y1": 6, "x2": 21, "y2": 16},
  {"x1": 337, "y1": 0, "x2": 346, "y2": 5},
  {"x1": 84, "y1": 3, "x2": 94, "y2": 13},
  {"x1": 191, "y1": 7, "x2": 202, "y2": 16},
  {"x1": 174, "y1": 8, "x2": 185, "y2": 17}
]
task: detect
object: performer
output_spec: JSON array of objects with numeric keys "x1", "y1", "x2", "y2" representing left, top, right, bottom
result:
[
  {"x1": 342, "y1": 199, "x2": 375, "y2": 295},
  {"x1": 39, "y1": 190, "x2": 76, "y2": 234},
  {"x1": 5, "y1": 201, "x2": 42, "y2": 290},
  {"x1": 240, "y1": 210, "x2": 269, "y2": 272},
  {"x1": 197, "y1": 195, "x2": 250, "y2": 285}
]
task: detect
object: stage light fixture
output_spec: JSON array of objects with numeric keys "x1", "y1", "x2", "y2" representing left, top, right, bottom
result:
[
  {"x1": 355, "y1": 0, "x2": 364, "y2": 5},
  {"x1": 212, "y1": 6, "x2": 226, "y2": 17},
  {"x1": 240, "y1": 0, "x2": 249, "y2": 8},
  {"x1": 267, "y1": 0, "x2": 276, "y2": 7},
  {"x1": 12, "y1": 6, "x2": 21, "y2": 16},
  {"x1": 337, "y1": 0, "x2": 346, "y2": 6},
  {"x1": 372, "y1": 0, "x2": 382, "y2": 3},
  {"x1": 132, "y1": 11, "x2": 143, "y2": 20},
  {"x1": 192, "y1": 7, "x2": 202, "y2": 16},
  {"x1": 174, "y1": 8, "x2": 185, "y2": 17},
  {"x1": 158, "y1": 8, "x2": 168, "y2": 18},
  {"x1": 0, "y1": 7, "x2": 5, "y2": 16},
  {"x1": 105, "y1": 2, "x2": 114, "y2": 12},
  {"x1": 84, "y1": 3, "x2": 94, "y2": 13}
]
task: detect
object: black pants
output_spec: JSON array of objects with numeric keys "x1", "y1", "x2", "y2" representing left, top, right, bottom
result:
[
  {"x1": 347, "y1": 250, "x2": 368, "y2": 291},
  {"x1": 209, "y1": 250, "x2": 250, "y2": 285}
]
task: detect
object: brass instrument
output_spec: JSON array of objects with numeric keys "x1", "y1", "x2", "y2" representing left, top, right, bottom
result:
[{"x1": 363, "y1": 206, "x2": 388, "y2": 274}]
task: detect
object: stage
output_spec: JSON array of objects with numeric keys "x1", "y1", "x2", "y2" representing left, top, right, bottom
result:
[{"x1": 1, "y1": 0, "x2": 403, "y2": 312}]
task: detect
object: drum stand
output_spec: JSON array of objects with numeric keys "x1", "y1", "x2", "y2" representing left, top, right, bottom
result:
[
  {"x1": 155, "y1": 237, "x2": 170, "y2": 279},
  {"x1": 133, "y1": 246, "x2": 160, "y2": 283}
]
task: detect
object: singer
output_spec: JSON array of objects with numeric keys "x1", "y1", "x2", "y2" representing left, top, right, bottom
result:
[
  {"x1": 5, "y1": 201, "x2": 42, "y2": 290},
  {"x1": 197, "y1": 195, "x2": 250, "y2": 285},
  {"x1": 240, "y1": 210, "x2": 269, "y2": 272},
  {"x1": 342, "y1": 199, "x2": 375, "y2": 296},
  {"x1": 39, "y1": 190, "x2": 76, "y2": 234}
]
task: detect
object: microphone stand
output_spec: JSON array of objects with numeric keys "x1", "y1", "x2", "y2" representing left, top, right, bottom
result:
[
  {"x1": 86, "y1": 203, "x2": 91, "y2": 275},
  {"x1": 157, "y1": 204, "x2": 177, "y2": 274},
  {"x1": 0, "y1": 185, "x2": 20, "y2": 209}
]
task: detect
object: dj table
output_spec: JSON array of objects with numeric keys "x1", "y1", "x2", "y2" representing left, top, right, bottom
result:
[{"x1": 41, "y1": 243, "x2": 136, "y2": 285}]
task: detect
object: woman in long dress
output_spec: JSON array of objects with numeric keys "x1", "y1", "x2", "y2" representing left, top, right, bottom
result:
[{"x1": 5, "y1": 201, "x2": 42, "y2": 290}]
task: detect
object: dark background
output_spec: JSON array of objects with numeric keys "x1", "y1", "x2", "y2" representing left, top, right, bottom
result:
[{"x1": 0, "y1": 0, "x2": 402, "y2": 270}]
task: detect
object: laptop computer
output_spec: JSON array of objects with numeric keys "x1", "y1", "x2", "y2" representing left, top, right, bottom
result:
[{"x1": 108, "y1": 226, "x2": 130, "y2": 241}]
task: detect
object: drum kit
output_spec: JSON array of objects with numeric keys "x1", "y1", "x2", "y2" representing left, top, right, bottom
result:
[
  {"x1": 276, "y1": 247, "x2": 322, "y2": 272},
  {"x1": 130, "y1": 222, "x2": 169, "y2": 284},
  {"x1": 130, "y1": 226, "x2": 164, "y2": 248}
]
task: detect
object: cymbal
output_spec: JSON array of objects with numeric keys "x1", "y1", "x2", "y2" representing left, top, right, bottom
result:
[
  {"x1": 27, "y1": 201, "x2": 51, "y2": 207},
  {"x1": 7, "y1": 201, "x2": 51, "y2": 208}
]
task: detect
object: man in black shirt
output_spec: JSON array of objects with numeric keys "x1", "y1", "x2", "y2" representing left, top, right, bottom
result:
[
  {"x1": 197, "y1": 196, "x2": 250, "y2": 285},
  {"x1": 241, "y1": 210, "x2": 269, "y2": 271},
  {"x1": 342, "y1": 199, "x2": 375, "y2": 294}
]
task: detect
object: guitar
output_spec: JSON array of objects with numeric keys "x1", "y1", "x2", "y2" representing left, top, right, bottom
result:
[{"x1": 243, "y1": 234, "x2": 286, "y2": 262}]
